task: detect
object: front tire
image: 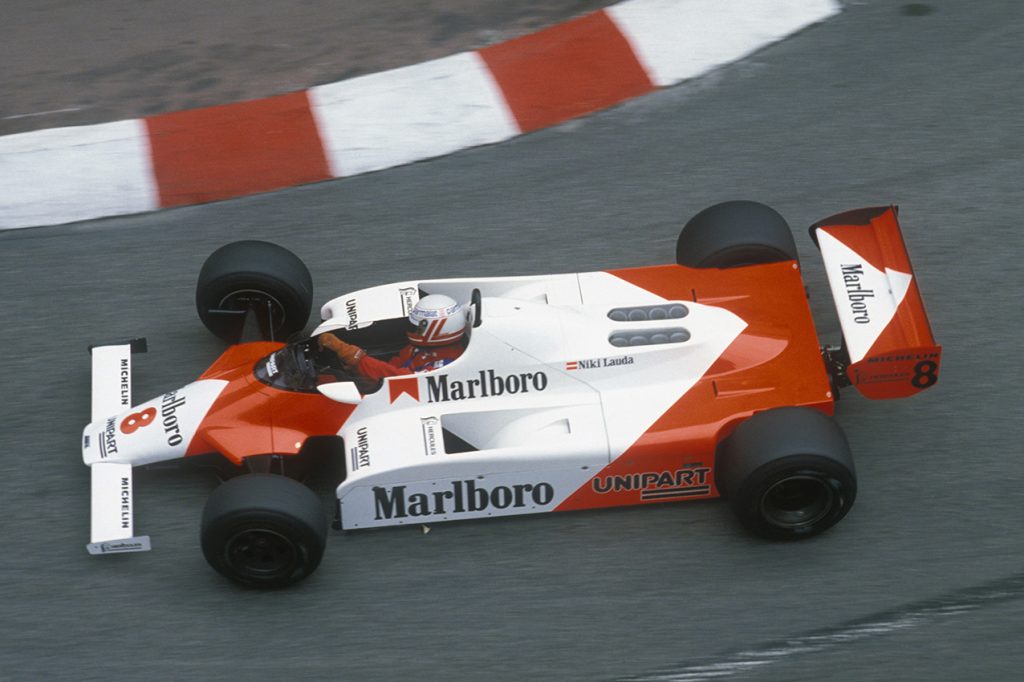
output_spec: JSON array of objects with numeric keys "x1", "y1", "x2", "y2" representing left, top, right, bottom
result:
[
  {"x1": 201, "y1": 474, "x2": 327, "y2": 588},
  {"x1": 196, "y1": 240, "x2": 313, "y2": 342},
  {"x1": 676, "y1": 201, "x2": 799, "y2": 268},
  {"x1": 715, "y1": 407, "x2": 856, "y2": 540}
]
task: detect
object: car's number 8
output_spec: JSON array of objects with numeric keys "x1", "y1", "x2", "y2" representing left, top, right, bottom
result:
[
  {"x1": 912, "y1": 361, "x2": 938, "y2": 389},
  {"x1": 121, "y1": 407, "x2": 157, "y2": 434}
]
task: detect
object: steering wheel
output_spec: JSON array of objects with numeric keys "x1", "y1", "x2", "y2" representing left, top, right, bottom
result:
[{"x1": 291, "y1": 341, "x2": 318, "y2": 380}]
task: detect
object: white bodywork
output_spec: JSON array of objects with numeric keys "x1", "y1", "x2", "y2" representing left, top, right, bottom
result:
[
  {"x1": 315, "y1": 271, "x2": 745, "y2": 529},
  {"x1": 816, "y1": 231, "x2": 913, "y2": 363},
  {"x1": 81, "y1": 270, "x2": 746, "y2": 548},
  {"x1": 82, "y1": 380, "x2": 228, "y2": 467},
  {"x1": 85, "y1": 343, "x2": 152, "y2": 554},
  {"x1": 84, "y1": 347, "x2": 229, "y2": 554}
]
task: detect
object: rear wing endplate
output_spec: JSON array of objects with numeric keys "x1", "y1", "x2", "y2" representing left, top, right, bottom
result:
[
  {"x1": 86, "y1": 340, "x2": 152, "y2": 554},
  {"x1": 810, "y1": 207, "x2": 941, "y2": 399}
]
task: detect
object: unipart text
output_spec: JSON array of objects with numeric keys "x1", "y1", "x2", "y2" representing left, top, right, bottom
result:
[
  {"x1": 345, "y1": 298, "x2": 358, "y2": 330},
  {"x1": 592, "y1": 467, "x2": 712, "y2": 501},
  {"x1": 102, "y1": 417, "x2": 118, "y2": 458},
  {"x1": 350, "y1": 427, "x2": 370, "y2": 470},
  {"x1": 592, "y1": 467, "x2": 710, "y2": 493}
]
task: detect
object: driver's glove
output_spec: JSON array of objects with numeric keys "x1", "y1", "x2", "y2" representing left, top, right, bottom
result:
[{"x1": 318, "y1": 334, "x2": 366, "y2": 369}]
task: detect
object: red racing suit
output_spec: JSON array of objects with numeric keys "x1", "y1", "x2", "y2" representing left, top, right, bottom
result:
[{"x1": 354, "y1": 342, "x2": 465, "y2": 380}]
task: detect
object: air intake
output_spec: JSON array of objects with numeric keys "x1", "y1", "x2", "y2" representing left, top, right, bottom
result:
[
  {"x1": 609, "y1": 328, "x2": 690, "y2": 347},
  {"x1": 607, "y1": 304, "x2": 688, "y2": 322}
]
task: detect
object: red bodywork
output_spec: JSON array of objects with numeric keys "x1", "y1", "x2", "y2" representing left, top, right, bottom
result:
[
  {"x1": 177, "y1": 209, "x2": 937, "y2": 515},
  {"x1": 812, "y1": 207, "x2": 941, "y2": 399},
  {"x1": 187, "y1": 342, "x2": 355, "y2": 466},
  {"x1": 559, "y1": 260, "x2": 832, "y2": 510}
]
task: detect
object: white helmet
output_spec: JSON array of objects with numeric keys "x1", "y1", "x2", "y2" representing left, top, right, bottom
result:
[{"x1": 407, "y1": 294, "x2": 466, "y2": 346}]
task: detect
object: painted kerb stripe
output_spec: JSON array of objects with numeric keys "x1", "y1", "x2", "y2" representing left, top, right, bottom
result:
[{"x1": 0, "y1": 0, "x2": 840, "y2": 230}]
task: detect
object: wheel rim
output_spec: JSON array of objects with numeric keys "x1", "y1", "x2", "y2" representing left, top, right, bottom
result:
[
  {"x1": 217, "y1": 289, "x2": 287, "y2": 332},
  {"x1": 224, "y1": 527, "x2": 302, "y2": 581},
  {"x1": 760, "y1": 475, "x2": 835, "y2": 529}
]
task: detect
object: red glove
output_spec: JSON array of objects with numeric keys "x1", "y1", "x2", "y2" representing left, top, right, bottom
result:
[{"x1": 318, "y1": 334, "x2": 366, "y2": 369}]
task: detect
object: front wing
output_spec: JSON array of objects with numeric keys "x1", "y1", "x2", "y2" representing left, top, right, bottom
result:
[{"x1": 85, "y1": 340, "x2": 151, "y2": 554}]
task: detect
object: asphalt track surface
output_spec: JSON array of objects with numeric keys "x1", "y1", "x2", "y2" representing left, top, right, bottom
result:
[{"x1": 1, "y1": 1, "x2": 1023, "y2": 681}]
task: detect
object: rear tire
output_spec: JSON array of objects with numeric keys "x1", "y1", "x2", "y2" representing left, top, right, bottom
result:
[
  {"x1": 715, "y1": 407, "x2": 856, "y2": 540},
  {"x1": 676, "y1": 201, "x2": 798, "y2": 268},
  {"x1": 196, "y1": 240, "x2": 313, "y2": 342},
  {"x1": 201, "y1": 474, "x2": 327, "y2": 588}
]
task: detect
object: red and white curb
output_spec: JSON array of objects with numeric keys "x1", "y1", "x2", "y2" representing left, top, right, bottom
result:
[{"x1": 0, "y1": 0, "x2": 839, "y2": 230}]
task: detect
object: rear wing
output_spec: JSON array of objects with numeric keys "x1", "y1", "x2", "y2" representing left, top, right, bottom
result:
[
  {"x1": 810, "y1": 206, "x2": 941, "y2": 399},
  {"x1": 85, "y1": 340, "x2": 152, "y2": 554}
]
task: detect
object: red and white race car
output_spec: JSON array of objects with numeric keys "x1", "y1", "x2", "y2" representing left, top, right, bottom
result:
[{"x1": 82, "y1": 202, "x2": 940, "y2": 587}]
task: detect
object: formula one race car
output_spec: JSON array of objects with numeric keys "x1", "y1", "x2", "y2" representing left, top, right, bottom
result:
[{"x1": 82, "y1": 202, "x2": 940, "y2": 588}]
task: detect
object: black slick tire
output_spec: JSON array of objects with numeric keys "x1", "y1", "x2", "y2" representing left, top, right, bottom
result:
[
  {"x1": 201, "y1": 474, "x2": 327, "y2": 588},
  {"x1": 715, "y1": 407, "x2": 856, "y2": 540},
  {"x1": 196, "y1": 240, "x2": 313, "y2": 342},
  {"x1": 676, "y1": 201, "x2": 799, "y2": 268}
]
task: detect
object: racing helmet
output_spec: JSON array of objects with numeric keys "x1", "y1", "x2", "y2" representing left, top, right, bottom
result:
[{"x1": 406, "y1": 294, "x2": 466, "y2": 346}]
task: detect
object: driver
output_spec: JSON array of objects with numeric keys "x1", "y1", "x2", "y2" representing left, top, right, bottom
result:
[{"x1": 319, "y1": 294, "x2": 467, "y2": 379}]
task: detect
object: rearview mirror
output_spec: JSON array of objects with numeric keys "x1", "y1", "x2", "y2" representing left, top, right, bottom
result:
[{"x1": 317, "y1": 381, "x2": 363, "y2": 404}]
